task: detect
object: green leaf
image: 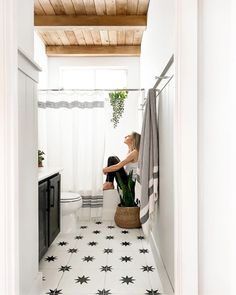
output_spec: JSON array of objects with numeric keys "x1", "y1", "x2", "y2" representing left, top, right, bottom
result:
[
  {"x1": 109, "y1": 91, "x2": 128, "y2": 128},
  {"x1": 116, "y1": 171, "x2": 136, "y2": 207}
]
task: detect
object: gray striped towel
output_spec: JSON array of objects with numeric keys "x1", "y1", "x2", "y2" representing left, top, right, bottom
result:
[{"x1": 136, "y1": 89, "x2": 159, "y2": 236}]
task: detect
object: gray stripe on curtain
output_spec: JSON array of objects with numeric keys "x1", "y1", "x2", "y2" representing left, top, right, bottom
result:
[
  {"x1": 81, "y1": 195, "x2": 103, "y2": 208},
  {"x1": 38, "y1": 101, "x2": 104, "y2": 109},
  {"x1": 82, "y1": 204, "x2": 103, "y2": 208},
  {"x1": 82, "y1": 196, "x2": 103, "y2": 199}
]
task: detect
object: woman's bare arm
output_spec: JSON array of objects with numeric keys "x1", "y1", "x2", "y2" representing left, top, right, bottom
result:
[{"x1": 103, "y1": 150, "x2": 138, "y2": 174}]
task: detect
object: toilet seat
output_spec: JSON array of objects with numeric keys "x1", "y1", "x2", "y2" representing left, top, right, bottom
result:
[{"x1": 61, "y1": 192, "x2": 82, "y2": 203}]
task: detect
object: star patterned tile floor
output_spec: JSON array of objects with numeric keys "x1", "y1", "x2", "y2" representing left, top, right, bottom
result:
[{"x1": 40, "y1": 220, "x2": 173, "y2": 295}]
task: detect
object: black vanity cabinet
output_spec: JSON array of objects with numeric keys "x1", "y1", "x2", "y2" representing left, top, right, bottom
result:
[
  {"x1": 38, "y1": 180, "x2": 49, "y2": 260},
  {"x1": 48, "y1": 174, "x2": 61, "y2": 245},
  {"x1": 39, "y1": 173, "x2": 61, "y2": 260}
]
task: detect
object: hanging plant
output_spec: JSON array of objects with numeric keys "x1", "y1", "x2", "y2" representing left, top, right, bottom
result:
[{"x1": 109, "y1": 90, "x2": 128, "y2": 128}]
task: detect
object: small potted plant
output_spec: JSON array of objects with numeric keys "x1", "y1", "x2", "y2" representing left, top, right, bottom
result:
[
  {"x1": 114, "y1": 171, "x2": 141, "y2": 229},
  {"x1": 38, "y1": 150, "x2": 45, "y2": 168}
]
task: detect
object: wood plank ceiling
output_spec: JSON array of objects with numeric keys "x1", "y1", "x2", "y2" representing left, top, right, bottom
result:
[{"x1": 34, "y1": 0, "x2": 149, "y2": 56}]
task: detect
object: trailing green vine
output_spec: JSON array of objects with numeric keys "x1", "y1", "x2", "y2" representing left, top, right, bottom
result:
[{"x1": 109, "y1": 90, "x2": 128, "y2": 128}]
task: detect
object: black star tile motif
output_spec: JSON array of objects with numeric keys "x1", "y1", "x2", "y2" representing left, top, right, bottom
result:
[
  {"x1": 58, "y1": 265, "x2": 72, "y2": 272},
  {"x1": 75, "y1": 235, "x2": 83, "y2": 240},
  {"x1": 106, "y1": 235, "x2": 114, "y2": 240},
  {"x1": 120, "y1": 276, "x2": 135, "y2": 285},
  {"x1": 58, "y1": 241, "x2": 68, "y2": 246},
  {"x1": 46, "y1": 289, "x2": 62, "y2": 295},
  {"x1": 121, "y1": 241, "x2": 131, "y2": 246},
  {"x1": 45, "y1": 255, "x2": 57, "y2": 262},
  {"x1": 88, "y1": 241, "x2": 98, "y2": 246},
  {"x1": 107, "y1": 225, "x2": 115, "y2": 229},
  {"x1": 75, "y1": 275, "x2": 90, "y2": 284},
  {"x1": 120, "y1": 256, "x2": 132, "y2": 262},
  {"x1": 121, "y1": 230, "x2": 129, "y2": 234},
  {"x1": 104, "y1": 248, "x2": 113, "y2": 254},
  {"x1": 137, "y1": 235, "x2": 145, "y2": 240},
  {"x1": 96, "y1": 289, "x2": 112, "y2": 295},
  {"x1": 93, "y1": 230, "x2": 101, "y2": 234},
  {"x1": 100, "y1": 265, "x2": 112, "y2": 272},
  {"x1": 141, "y1": 265, "x2": 155, "y2": 272},
  {"x1": 95, "y1": 221, "x2": 102, "y2": 224},
  {"x1": 80, "y1": 225, "x2": 87, "y2": 229},
  {"x1": 145, "y1": 289, "x2": 161, "y2": 295},
  {"x1": 139, "y1": 249, "x2": 149, "y2": 254},
  {"x1": 68, "y1": 248, "x2": 78, "y2": 253},
  {"x1": 83, "y1": 255, "x2": 95, "y2": 262},
  {"x1": 42, "y1": 276, "x2": 46, "y2": 281}
]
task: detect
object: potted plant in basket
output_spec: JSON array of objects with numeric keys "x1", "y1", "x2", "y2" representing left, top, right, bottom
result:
[{"x1": 114, "y1": 171, "x2": 141, "y2": 229}]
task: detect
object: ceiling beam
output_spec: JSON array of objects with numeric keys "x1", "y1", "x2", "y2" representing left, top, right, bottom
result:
[
  {"x1": 35, "y1": 15, "x2": 147, "y2": 30},
  {"x1": 46, "y1": 45, "x2": 141, "y2": 57}
]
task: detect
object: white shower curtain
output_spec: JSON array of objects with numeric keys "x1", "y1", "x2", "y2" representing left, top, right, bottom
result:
[{"x1": 38, "y1": 90, "x2": 105, "y2": 219}]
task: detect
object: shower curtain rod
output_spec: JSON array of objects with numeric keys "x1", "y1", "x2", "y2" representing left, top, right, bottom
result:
[{"x1": 39, "y1": 88, "x2": 145, "y2": 92}]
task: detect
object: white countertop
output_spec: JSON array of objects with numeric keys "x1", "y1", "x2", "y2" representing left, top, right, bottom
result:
[{"x1": 38, "y1": 167, "x2": 63, "y2": 182}]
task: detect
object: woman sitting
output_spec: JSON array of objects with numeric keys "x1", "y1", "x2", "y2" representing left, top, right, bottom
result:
[{"x1": 103, "y1": 132, "x2": 141, "y2": 190}]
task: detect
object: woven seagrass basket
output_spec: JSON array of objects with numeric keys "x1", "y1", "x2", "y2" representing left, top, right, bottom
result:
[{"x1": 114, "y1": 205, "x2": 141, "y2": 229}]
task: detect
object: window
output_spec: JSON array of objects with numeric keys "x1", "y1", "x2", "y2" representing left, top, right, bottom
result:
[
  {"x1": 60, "y1": 68, "x2": 95, "y2": 89},
  {"x1": 95, "y1": 69, "x2": 127, "y2": 89},
  {"x1": 60, "y1": 68, "x2": 127, "y2": 90}
]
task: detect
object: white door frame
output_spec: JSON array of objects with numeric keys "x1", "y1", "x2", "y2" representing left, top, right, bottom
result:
[
  {"x1": 174, "y1": 0, "x2": 198, "y2": 294},
  {"x1": 1, "y1": 0, "x2": 199, "y2": 294},
  {"x1": 230, "y1": 2, "x2": 236, "y2": 292},
  {"x1": 0, "y1": 0, "x2": 19, "y2": 294}
]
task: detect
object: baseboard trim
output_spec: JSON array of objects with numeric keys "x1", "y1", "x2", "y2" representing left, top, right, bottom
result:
[
  {"x1": 149, "y1": 230, "x2": 174, "y2": 294},
  {"x1": 28, "y1": 271, "x2": 43, "y2": 295}
]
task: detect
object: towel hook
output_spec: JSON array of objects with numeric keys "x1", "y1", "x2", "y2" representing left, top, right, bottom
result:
[{"x1": 155, "y1": 75, "x2": 170, "y2": 80}]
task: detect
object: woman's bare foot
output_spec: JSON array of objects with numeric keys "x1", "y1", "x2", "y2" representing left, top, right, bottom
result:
[{"x1": 103, "y1": 182, "x2": 114, "y2": 190}]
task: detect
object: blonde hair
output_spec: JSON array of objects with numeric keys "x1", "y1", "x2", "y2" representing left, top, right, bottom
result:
[{"x1": 131, "y1": 131, "x2": 141, "y2": 151}]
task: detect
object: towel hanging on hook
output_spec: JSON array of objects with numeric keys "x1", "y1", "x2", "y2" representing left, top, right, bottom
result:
[{"x1": 139, "y1": 74, "x2": 174, "y2": 110}]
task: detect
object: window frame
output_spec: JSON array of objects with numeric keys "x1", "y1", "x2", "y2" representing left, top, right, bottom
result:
[{"x1": 59, "y1": 66, "x2": 128, "y2": 90}]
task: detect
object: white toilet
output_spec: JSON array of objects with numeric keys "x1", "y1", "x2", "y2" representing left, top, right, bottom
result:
[{"x1": 60, "y1": 191, "x2": 82, "y2": 233}]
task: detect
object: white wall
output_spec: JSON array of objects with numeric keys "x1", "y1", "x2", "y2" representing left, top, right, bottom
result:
[
  {"x1": 17, "y1": 3, "x2": 41, "y2": 293},
  {"x1": 155, "y1": 74, "x2": 175, "y2": 287},
  {"x1": 198, "y1": 1, "x2": 236, "y2": 294},
  {"x1": 140, "y1": 0, "x2": 175, "y2": 287},
  {"x1": 140, "y1": 0, "x2": 174, "y2": 90},
  {"x1": 34, "y1": 33, "x2": 48, "y2": 89},
  {"x1": 18, "y1": 50, "x2": 41, "y2": 295},
  {"x1": 0, "y1": 1, "x2": 19, "y2": 293},
  {"x1": 17, "y1": 0, "x2": 34, "y2": 57}
]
